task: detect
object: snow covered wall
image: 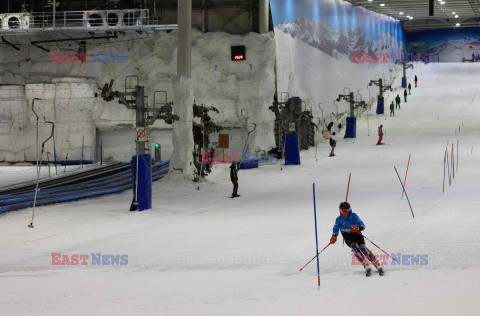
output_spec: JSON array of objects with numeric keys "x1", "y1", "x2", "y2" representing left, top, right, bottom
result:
[
  {"x1": 270, "y1": 0, "x2": 405, "y2": 126},
  {"x1": 407, "y1": 27, "x2": 480, "y2": 62},
  {"x1": 0, "y1": 30, "x2": 276, "y2": 162}
]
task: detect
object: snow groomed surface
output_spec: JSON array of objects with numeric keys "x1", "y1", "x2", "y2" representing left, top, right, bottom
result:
[
  {"x1": 1, "y1": 63, "x2": 480, "y2": 315},
  {"x1": 0, "y1": 161, "x2": 169, "y2": 214}
]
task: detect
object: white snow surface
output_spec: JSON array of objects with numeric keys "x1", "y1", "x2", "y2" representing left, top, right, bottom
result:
[{"x1": 1, "y1": 63, "x2": 480, "y2": 314}]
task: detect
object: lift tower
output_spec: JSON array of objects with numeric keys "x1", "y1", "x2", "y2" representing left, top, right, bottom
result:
[
  {"x1": 369, "y1": 78, "x2": 393, "y2": 115},
  {"x1": 336, "y1": 92, "x2": 366, "y2": 139},
  {"x1": 101, "y1": 77, "x2": 179, "y2": 211}
]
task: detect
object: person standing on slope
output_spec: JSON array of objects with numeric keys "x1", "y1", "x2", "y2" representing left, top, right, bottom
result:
[
  {"x1": 395, "y1": 94, "x2": 401, "y2": 110},
  {"x1": 414, "y1": 75, "x2": 418, "y2": 88},
  {"x1": 329, "y1": 132, "x2": 336, "y2": 157},
  {"x1": 329, "y1": 202, "x2": 384, "y2": 276},
  {"x1": 377, "y1": 125, "x2": 383, "y2": 145},
  {"x1": 230, "y1": 161, "x2": 240, "y2": 198},
  {"x1": 408, "y1": 83, "x2": 412, "y2": 95},
  {"x1": 404, "y1": 89, "x2": 408, "y2": 102},
  {"x1": 389, "y1": 101, "x2": 395, "y2": 117}
]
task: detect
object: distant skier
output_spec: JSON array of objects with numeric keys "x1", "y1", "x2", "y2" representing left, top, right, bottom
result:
[
  {"x1": 414, "y1": 75, "x2": 418, "y2": 88},
  {"x1": 230, "y1": 161, "x2": 240, "y2": 198},
  {"x1": 404, "y1": 89, "x2": 408, "y2": 102},
  {"x1": 389, "y1": 101, "x2": 395, "y2": 117},
  {"x1": 408, "y1": 83, "x2": 412, "y2": 95},
  {"x1": 329, "y1": 202, "x2": 384, "y2": 276},
  {"x1": 377, "y1": 125, "x2": 383, "y2": 145},
  {"x1": 473, "y1": 53, "x2": 475, "y2": 62},
  {"x1": 395, "y1": 94, "x2": 401, "y2": 109},
  {"x1": 329, "y1": 132, "x2": 336, "y2": 157}
]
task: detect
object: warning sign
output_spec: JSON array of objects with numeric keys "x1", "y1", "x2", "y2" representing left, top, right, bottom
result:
[
  {"x1": 289, "y1": 123, "x2": 296, "y2": 132},
  {"x1": 136, "y1": 128, "x2": 146, "y2": 140}
]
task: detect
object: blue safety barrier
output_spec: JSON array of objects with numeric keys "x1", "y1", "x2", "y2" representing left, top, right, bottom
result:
[
  {"x1": 376, "y1": 96, "x2": 384, "y2": 115},
  {"x1": 402, "y1": 77, "x2": 407, "y2": 88},
  {"x1": 239, "y1": 159, "x2": 259, "y2": 169},
  {"x1": 130, "y1": 155, "x2": 152, "y2": 211},
  {"x1": 284, "y1": 133, "x2": 301, "y2": 165},
  {"x1": 344, "y1": 117, "x2": 357, "y2": 139},
  {"x1": 0, "y1": 161, "x2": 169, "y2": 214}
]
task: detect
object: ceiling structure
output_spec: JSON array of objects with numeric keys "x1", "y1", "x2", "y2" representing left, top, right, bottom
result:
[{"x1": 346, "y1": 0, "x2": 480, "y2": 32}]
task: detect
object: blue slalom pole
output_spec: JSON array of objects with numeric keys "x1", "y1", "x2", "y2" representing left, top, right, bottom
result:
[
  {"x1": 446, "y1": 147, "x2": 450, "y2": 185},
  {"x1": 313, "y1": 183, "x2": 321, "y2": 289},
  {"x1": 443, "y1": 149, "x2": 446, "y2": 193},
  {"x1": 394, "y1": 166, "x2": 415, "y2": 218}
]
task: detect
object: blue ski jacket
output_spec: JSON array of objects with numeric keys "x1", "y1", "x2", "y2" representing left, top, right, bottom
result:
[{"x1": 332, "y1": 211, "x2": 365, "y2": 236}]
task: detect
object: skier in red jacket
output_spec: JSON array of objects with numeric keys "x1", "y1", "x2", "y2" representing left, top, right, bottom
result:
[{"x1": 377, "y1": 125, "x2": 383, "y2": 145}]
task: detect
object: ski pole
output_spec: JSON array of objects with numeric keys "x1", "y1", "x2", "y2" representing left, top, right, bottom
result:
[
  {"x1": 362, "y1": 233, "x2": 398, "y2": 263},
  {"x1": 394, "y1": 166, "x2": 415, "y2": 218},
  {"x1": 312, "y1": 183, "x2": 321, "y2": 289},
  {"x1": 345, "y1": 173, "x2": 351, "y2": 201},
  {"x1": 350, "y1": 227, "x2": 397, "y2": 263},
  {"x1": 401, "y1": 154, "x2": 411, "y2": 200},
  {"x1": 299, "y1": 242, "x2": 332, "y2": 271}
]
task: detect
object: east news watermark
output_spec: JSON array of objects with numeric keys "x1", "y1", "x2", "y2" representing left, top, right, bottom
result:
[
  {"x1": 51, "y1": 51, "x2": 128, "y2": 64},
  {"x1": 51, "y1": 253, "x2": 128, "y2": 265},
  {"x1": 352, "y1": 253, "x2": 428, "y2": 265},
  {"x1": 201, "y1": 152, "x2": 278, "y2": 165}
]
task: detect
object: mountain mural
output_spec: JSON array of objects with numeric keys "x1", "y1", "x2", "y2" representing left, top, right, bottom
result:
[{"x1": 277, "y1": 17, "x2": 403, "y2": 62}]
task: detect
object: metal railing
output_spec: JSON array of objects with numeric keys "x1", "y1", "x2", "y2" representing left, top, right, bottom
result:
[{"x1": 0, "y1": 9, "x2": 165, "y2": 32}]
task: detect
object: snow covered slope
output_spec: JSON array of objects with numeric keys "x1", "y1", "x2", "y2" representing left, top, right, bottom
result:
[{"x1": 0, "y1": 63, "x2": 479, "y2": 315}]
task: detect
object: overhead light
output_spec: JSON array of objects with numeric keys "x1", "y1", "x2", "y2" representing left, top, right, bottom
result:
[
  {"x1": 456, "y1": 23, "x2": 460, "y2": 26},
  {"x1": 380, "y1": 3, "x2": 385, "y2": 7},
  {"x1": 409, "y1": 16, "x2": 413, "y2": 20},
  {"x1": 452, "y1": 12, "x2": 456, "y2": 14},
  {"x1": 407, "y1": 15, "x2": 411, "y2": 18},
  {"x1": 368, "y1": 0, "x2": 372, "y2": 2},
  {"x1": 455, "y1": 15, "x2": 459, "y2": 18},
  {"x1": 441, "y1": 1, "x2": 445, "y2": 4}
]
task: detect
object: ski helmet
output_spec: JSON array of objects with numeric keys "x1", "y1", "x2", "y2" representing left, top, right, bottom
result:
[{"x1": 339, "y1": 202, "x2": 350, "y2": 210}]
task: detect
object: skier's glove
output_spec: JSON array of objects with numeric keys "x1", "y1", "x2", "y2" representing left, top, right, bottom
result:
[
  {"x1": 330, "y1": 236, "x2": 337, "y2": 244},
  {"x1": 350, "y1": 225, "x2": 360, "y2": 234}
]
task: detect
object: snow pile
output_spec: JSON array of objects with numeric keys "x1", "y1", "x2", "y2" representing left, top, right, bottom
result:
[{"x1": 0, "y1": 30, "x2": 276, "y2": 162}]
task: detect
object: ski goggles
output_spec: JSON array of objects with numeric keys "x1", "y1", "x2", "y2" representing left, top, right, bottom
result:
[{"x1": 340, "y1": 209, "x2": 350, "y2": 215}]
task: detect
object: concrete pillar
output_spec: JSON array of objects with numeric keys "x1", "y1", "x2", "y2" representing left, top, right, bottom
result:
[
  {"x1": 259, "y1": 0, "x2": 269, "y2": 34},
  {"x1": 177, "y1": 0, "x2": 192, "y2": 77},
  {"x1": 169, "y1": 0, "x2": 196, "y2": 179}
]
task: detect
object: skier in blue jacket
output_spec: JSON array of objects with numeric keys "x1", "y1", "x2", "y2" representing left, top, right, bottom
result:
[{"x1": 329, "y1": 202, "x2": 384, "y2": 276}]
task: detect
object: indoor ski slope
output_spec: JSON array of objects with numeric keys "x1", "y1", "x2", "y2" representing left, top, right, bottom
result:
[{"x1": 1, "y1": 63, "x2": 480, "y2": 315}]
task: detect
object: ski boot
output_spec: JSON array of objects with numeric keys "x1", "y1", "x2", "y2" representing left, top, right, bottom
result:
[
  {"x1": 374, "y1": 264, "x2": 384, "y2": 276},
  {"x1": 364, "y1": 263, "x2": 372, "y2": 277}
]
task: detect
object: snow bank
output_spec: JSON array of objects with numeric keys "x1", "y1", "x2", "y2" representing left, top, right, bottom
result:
[{"x1": 0, "y1": 29, "x2": 276, "y2": 162}]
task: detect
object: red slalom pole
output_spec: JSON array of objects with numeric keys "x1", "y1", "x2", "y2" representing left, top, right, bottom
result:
[
  {"x1": 345, "y1": 173, "x2": 352, "y2": 201},
  {"x1": 299, "y1": 242, "x2": 332, "y2": 271},
  {"x1": 401, "y1": 154, "x2": 411, "y2": 200}
]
